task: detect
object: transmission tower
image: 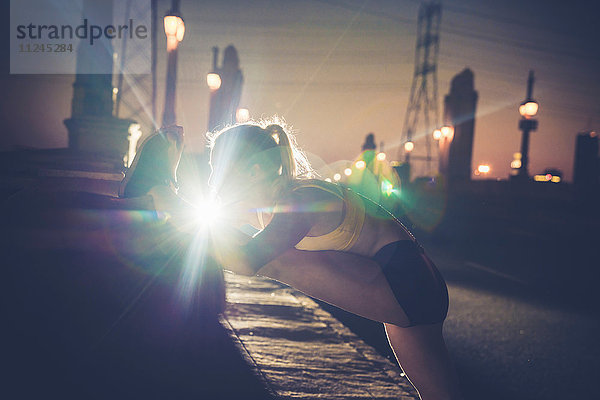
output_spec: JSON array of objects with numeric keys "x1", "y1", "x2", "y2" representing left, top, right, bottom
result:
[{"x1": 400, "y1": 1, "x2": 442, "y2": 177}]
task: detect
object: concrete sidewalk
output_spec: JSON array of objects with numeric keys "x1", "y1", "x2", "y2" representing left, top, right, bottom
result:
[{"x1": 222, "y1": 273, "x2": 419, "y2": 400}]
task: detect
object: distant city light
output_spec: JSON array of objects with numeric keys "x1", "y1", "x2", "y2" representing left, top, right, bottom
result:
[
  {"x1": 433, "y1": 129, "x2": 442, "y2": 140},
  {"x1": 376, "y1": 152, "x2": 386, "y2": 161},
  {"x1": 355, "y1": 160, "x2": 366, "y2": 169},
  {"x1": 511, "y1": 160, "x2": 522, "y2": 169},
  {"x1": 333, "y1": 173, "x2": 341, "y2": 181},
  {"x1": 441, "y1": 126, "x2": 454, "y2": 139},
  {"x1": 477, "y1": 164, "x2": 491, "y2": 174},
  {"x1": 519, "y1": 101, "x2": 538, "y2": 118},
  {"x1": 533, "y1": 174, "x2": 561, "y2": 183},
  {"x1": 344, "y1": 168, "x2": 352, "y2": 176},
  {"x1": 207, "y1": 73, "x2": 222, "y2": 90},
  {"x1": 404, "y1": 141, "x2": 414, "y2": 152}
]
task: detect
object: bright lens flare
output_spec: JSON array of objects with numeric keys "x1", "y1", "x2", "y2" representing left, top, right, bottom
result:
[
  {"x1": 355, "y1": 160, "x2": 366, "y2": 169},
  {"x1": 193, "y1": 197, "x2": 223, "y2": 227},
  {"x1": 381, "y1": 180, "x2": 394, "y2": 196},
  {"x1": 344, "y1": 168, "x2": 352, "y2": 176}
]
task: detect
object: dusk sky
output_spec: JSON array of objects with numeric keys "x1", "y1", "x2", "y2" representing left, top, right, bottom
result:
[{"x1": 2, "y1": 0, "x2": 599, "y2": 181}]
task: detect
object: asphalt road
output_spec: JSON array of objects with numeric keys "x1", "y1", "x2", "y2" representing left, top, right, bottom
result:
[
  {"x1": 318, "y1": 233, "x2": 600, "y2": 400},
  {"x1": 427, "y1": 239, "x2": 600, "y2": 400}
]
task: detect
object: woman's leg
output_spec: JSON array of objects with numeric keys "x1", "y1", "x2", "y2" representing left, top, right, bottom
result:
[
  {"x1": 258, "y1": 249, "x2": 462, "y2": 400},
  {"x1": 385, "y1": 322, "x2": 462, "y2": 400},
  {"x1": 258, "y1": 248, "x2": 411, "y2": 326}
]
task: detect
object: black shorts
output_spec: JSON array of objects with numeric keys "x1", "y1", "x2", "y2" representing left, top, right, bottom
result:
[{"x1": 373, "y1": 240, "x2": 449, "y2": 326}]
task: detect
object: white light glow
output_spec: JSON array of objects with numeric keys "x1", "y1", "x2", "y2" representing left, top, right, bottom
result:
[
  {"x1": 193, "y1": 197, "x2": 223, "y2": 227},
  {"x1": 441, "y1": 126, "x2": 454, "y2": 138},
  {"x1": 519, "y1": 101, "x2": 538, "y2": 118},
  {"x1": 236, "y1": 108, "x2": 250, "y2": 123},
  {"x1": 207, "y1": 73, "x2": 222, "y2": 91},
  {"x1": 477, "y1": 164, "x2": 491, "y2": 174},
  {"x1": 344, "y1": 168, "x2": 352, "y2": 176}
]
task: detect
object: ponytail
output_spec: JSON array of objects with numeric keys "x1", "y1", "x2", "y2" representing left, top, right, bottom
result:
[
  {"x1": 208, "y1": 119, "x2": 314, "y2": 188},
  {"x1": 265, "y1": 124, "x2": 296, "y2": 179}
]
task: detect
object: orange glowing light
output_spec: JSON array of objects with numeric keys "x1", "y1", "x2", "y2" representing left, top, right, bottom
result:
[
  {"x1": 519, "y1": 101, "x2": 538, "y2": 118},
  {"x1": 404, "y1": 141, "x2": 414, "y2": 152},
  {"x1": 164, "y1": 15, "x2": 184, "y2": 51},
  {"x1": 207, "y1": 73, "x2": 222, "y2": 91},
  {"x1": 477, "y1": 164, "x2": 491, "y2": 174},
  {"x1": 433, "y1": 129, "x2": 442, "y2": 140}
]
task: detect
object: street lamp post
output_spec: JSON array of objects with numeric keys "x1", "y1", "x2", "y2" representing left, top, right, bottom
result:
[
  {"x1": 162, "y1": 0, "x2": 185, "y2": 127},
  {"x1": 516, "y1": 70, "x2": 539, "y2": 180}
]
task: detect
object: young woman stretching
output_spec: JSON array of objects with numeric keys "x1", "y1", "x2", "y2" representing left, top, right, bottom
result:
[{"x1": 123, "y1": 122, "x2": 462, "y2": 400}]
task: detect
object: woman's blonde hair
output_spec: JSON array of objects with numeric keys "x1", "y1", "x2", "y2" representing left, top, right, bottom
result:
[{"x1": 207, "y1": 118, "x2": 314, "y2": 184}]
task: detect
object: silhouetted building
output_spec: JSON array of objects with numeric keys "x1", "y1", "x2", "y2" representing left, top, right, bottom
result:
[
  {"x1": 439, "y1": 68, "x2": 478, "y2": 183},
  {"x1": 573, "y1": 131, "x2": 599, "y2": 200},
  {"x1": 362, "y1": 133, "x2": 376, "y2": 151}
]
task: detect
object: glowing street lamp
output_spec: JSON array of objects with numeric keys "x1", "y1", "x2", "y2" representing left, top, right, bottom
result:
[
  {"x1": 516, "y1": 70, "x2": 539, "y2": 180},
  {"x1": 333, "y1": 173, "x2": 341, "y2": 181},
  {"x1": 355, "y1": 160, "x2": 366, "y2": 170},
  {"x1": 432, "y1": 129, "x2": 442, "y2": 140},
  {"x1": 344, "y1": 168, "x2": 352, "y2": 176},
  {"x1": 440, "y1": 125, "x2": 454, "y2": 139},
  {"x1": 164, "y1": 14, "x2": 185, "y2": 51},
  {"x1": 376, "y1": 152, "x2": 386, "y2": 161},
  {"x1": 519, "y1": 101, "x2": 538, "y2": 119},
  {"x1": 162, "y1": 1, "x2": 185, "y2": 127},
  {"x1": 207, "y1": 72, "x2": 222, "y2": 91},
  {"x1": 404, "y1": 141, "x2": 415, "y2": 153}
]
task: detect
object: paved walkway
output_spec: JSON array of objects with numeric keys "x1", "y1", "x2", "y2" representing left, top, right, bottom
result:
[{"x1": 222, "y1": 273, "x2": 419, "y2": 400}]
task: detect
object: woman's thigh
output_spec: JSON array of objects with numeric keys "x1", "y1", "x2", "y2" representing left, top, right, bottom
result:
[{"x1": 258, "y1": 249, "x2": 411, "y2": 326}]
